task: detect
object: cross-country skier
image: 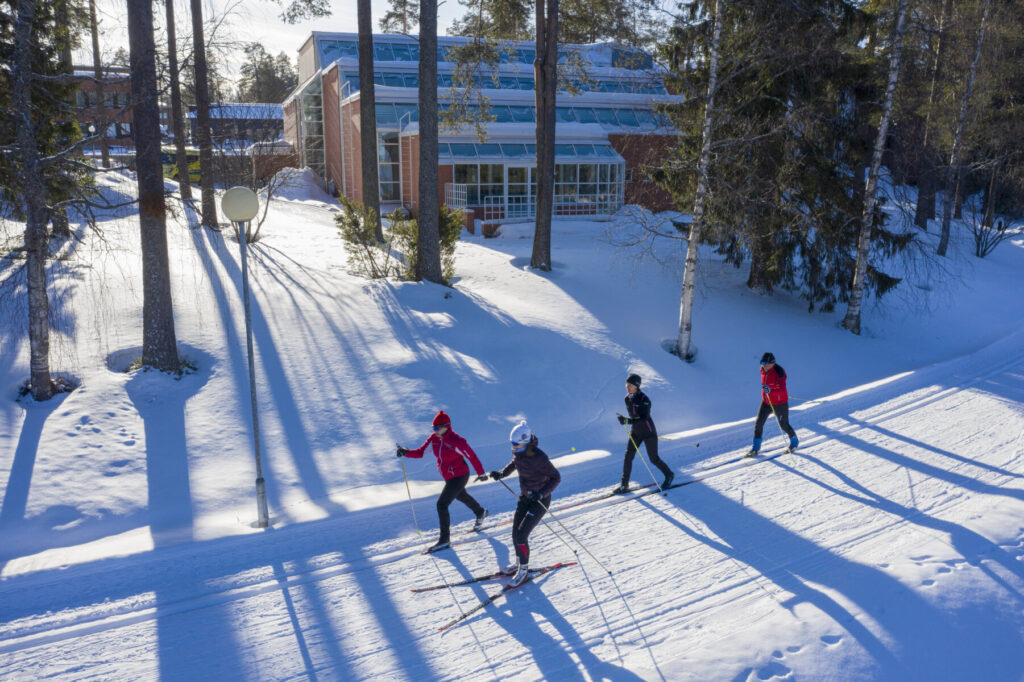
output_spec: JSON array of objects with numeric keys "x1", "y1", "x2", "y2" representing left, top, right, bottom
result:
[
  {"x1": 489, "y1": 420, "x2": 561, "y2": 587},
  {"x1": 397, "y1": 410, "x2": 489, "y2": 552},
  {"x1": 612, "y1": 373, "x2": 675, "y2": 494},
  {"x1": 748, "y1": 352, "x2": 799, "y2": 455}
]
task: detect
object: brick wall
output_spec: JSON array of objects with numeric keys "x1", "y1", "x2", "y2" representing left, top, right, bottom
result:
[
  {"x1": 608, "y1": 133, "x2": 677, "y2": 212},
  {"x1": 322, "y1": 67, "x2": 342, "y2": 194},
  {"x1": 341, "y1": 99, "x2": 362, "y2": 201}
]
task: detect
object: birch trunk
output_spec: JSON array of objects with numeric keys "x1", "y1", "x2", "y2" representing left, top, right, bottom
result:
[
  {"x1": 531, "y1": 0, "x2": 558, "y2": 271},
  {"x1": 190, "y1": 0, "x2": 217, "y2": 226},
  {"x1": 937, "y1": 0, "x2": 990, "y2": 256},
  {"x1": 674, "y1": 0, "x2": 722, "y2": 361},
  {"x1": 128, "y1": 0, "x2": 180, "y2": 371},
  {"x1": 358, "y1": 0, "x2": 383, "y2": 240},
  {"x1": 165, "y1": 0, "x2": 191, "y2": 201},
  {"x1": 913, "y1": 0, "x2": 953, "y2": 229},
  {"x1": 13, "y1": 0, "x2": 55, "y2": 401},
  {"x1": 842, "y1": 0, "x2": 908, "y2": 335},
  {"x1": 417, "y1": 0, "x2": 443, "y2": 282},
  {"x1": 88, "y1": 0, "x2": 110, "y2": 169}
]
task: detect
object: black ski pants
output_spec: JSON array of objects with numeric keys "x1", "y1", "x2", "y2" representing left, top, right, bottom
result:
[
  {"x1": 437, "y1": 473, "x2": 484, "y2": 542},
  {"x1": 754, "y1": 401, "x2": 796, "y2": 439},
  {"x1": 512, "y1": 494, "x2": 549, "y2": 564},
  {"x1": 621, "y1": 431, "x2": 672, "y2": 484}
]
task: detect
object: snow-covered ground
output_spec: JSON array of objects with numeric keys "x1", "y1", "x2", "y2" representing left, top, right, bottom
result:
[{"x1": 1, "y1": 171, "x2": 1023, "y2": 679}]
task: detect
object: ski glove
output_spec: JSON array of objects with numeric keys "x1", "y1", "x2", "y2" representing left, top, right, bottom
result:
[
  {"x1": 396, "y1": 446, "x2": 408, "y2": 458},
  {"x1": 761, "y1": 385, "x2": 770, "y2": 393},
  {"x1": 489, "y1": 470, "x2": 504, "y2": 481},
  {"x1": 616, "y1": 414, "x2": 629, "y2": 425},
  {"x1": 475, "y1": 474, "x2": 489, "y2": 483}
]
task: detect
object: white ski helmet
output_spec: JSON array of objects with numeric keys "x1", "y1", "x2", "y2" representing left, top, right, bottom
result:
[{"x1": 510, "y1": 420, "x2": 532, "y2": 450}]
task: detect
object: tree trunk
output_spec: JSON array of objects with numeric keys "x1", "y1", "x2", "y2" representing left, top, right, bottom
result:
[
  {"x1": 674, "y1": 0, "x2": 722, "y2": 362},
  {"x1": 165, "y1": 0, "x2": 191, "y2": 201},
  {"x1": 938, "y1": 0, "x2": 991, "y2": 256},
  {"x1": 190, "y1": 0, "x2": 217, "y2": 226},
  {"x1": 89, "y1": 0, "x2": 110, "y2": 169},
  {"x1": 13, "y1": 0, "x2": 55, "y2": 401},
  {"x1": 843, "y1": 0, "x2": 908, "y2": 335},
  {"x1": 358, "y1": 0, "x2": 383, "y2": 240},
  {"x1": 531, "y1": 0, "x2": 557, "y2": 271},
  {"x1": 417, "y1": 0, "x2": 443, "y2": 282},
  {"x1": 913, "y1": 0, "x2": 953, "y2": 230},
  {"x1": 128, "y1": 0, "x2": 180, "y2": 371},
  {"x1": 982, "y1": 160, "x2": 998, "y2": 228}
]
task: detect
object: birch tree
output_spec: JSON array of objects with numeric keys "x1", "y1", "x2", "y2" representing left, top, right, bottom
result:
[
  {"x1": 128, "y1": 0, "x2": 180, "y2": 370},
  {"x1": 674, "y1": 0, "x2": 721, "y2": 361},
  {"x1": 937, "y1": 0, "x2": 991, "y2": 257},
  {"x1": 417, "y1": 0, "x2": 444, "y2": 282},
  {"x1": 842, "y1": 0, "x2": 909, "y2": 336},
  {"x1": 531, "y1": 0, "x2": 558, "y2": 271}
]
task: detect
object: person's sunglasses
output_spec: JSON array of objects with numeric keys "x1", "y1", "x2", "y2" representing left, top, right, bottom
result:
[
  {"x1": 433, "y1": 424, "x2": 448, "y2": 431},
  {"x1": 511, "y1": 441, "x2": 527, "y2": 451}
]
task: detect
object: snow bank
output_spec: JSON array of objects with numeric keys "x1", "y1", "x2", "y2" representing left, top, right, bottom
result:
[{"x1": 265, "y1": 167, "x2": 335, "y2": 205}]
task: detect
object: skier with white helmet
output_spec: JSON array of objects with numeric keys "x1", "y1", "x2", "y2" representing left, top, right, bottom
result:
[{"x1": 490, "y1": 420, "x2": 561, "y2": 587}]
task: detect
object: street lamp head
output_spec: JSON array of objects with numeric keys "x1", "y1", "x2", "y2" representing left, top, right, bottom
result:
[{"x1": 221, "y1": 186, "x2": 260, "y2": 223}]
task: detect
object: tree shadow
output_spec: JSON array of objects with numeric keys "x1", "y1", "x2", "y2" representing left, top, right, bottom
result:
[{"x1": 647, "y1": 472, "x2": 1024, "y2": 679}]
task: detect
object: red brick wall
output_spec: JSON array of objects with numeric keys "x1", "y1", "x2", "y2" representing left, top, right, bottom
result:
[
  {"x1": 322, "y1": 67, "x2": 342, "y2": 194},
  {"x1": 608, "y1": 133, "x2": 677, "y2": 212},
  {"x1": 437, "y1": 164, "x2": 453, "y2": 214}
]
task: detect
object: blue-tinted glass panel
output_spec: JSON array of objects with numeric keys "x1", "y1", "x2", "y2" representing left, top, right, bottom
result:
[
  {"x1": 437, "y1": 74, "x2": 453, "y2": 87},
  {"x1": 493, "y1": 106, "x2": 514, "y2": 122},
  {"x1": 319, "y1": 40, "x2": 358, "y2": 65},
  {"x1": 635, "y1": 110, "x2": 656, "y2": 127},
  {"x1": 616, "y1": 109, "x2": 640, "y2": 127},
  {"x1": 450, "y1": 143, "x2": 476, "y2": 157},
  {"x1": 573, "y1": 107, "x2": 597, "y2": 123},
  {"x1": 390, "y1": 44, "x2": 413, "y2": 61},
  {"x1": 438, "y1": 143, "x2": 452, "y2": 156},
  {"x1": 476, "y1": 143, "x2": 501, "y2": 156},
  {"x1": 380, "y1": 183, "x2": 400, "y2": 201},
  {"x1": 519, "y1": 78, "x2": 534, "y2": 89},
  {"x1": 343, "y1": 73, "x2": 359, "y2": 92},
  {"x1": 373, "y1": 73, "x2": 386, "y2": 85},
  {"x1": 501, "y1": 144, "x2": 528, "y2": 157},
  {"x1": 555, "y1": 144, "x2": 576, "y2": 157},
  {"x1": 383, "y1": 73, "x2": 406, "y2": 87},
  {"x1": 438, "y1": 45, "x2": 455, "y2": 62},
  {"x1": 509, "y1": 106, "x2": 534, "y2": 122},
  {"x1": 596, "y1": 108, "x2": 617, "y2": 126},
  {"x1": 595, "y1": 144, "x2": 616, "y2": 157},
  {"x1": 374, "y1": 43, "x2": 395, "y2": 60},
  {"x1": 518, "y1": 48, "x2": 535, "y2": 63},
  {"x1": 556, "y1": 108, "x2": 576, "y2": 123},
  {"x1": 375, "y1": 104, "x2": 398, "y2": 124},
  {"x1": 525, "y1": 144, "x2": 537, "y2": 154},
  {"x1": 403, "y1": 73, "x2": 419, "y2": 87},
  {"x1": 573, "y1": 144, "x2": 596, "y2": 156},
  {"x1": 395, "y1": 103, "x2": 418, "y2": 123}
]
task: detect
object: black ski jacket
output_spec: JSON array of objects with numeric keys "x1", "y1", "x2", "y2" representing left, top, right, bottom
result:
[
  {"x1": 498, "y1": 439, "x2": 561, "y2": 498},
  {"x1": 624, "y1": 390, "x2": 656, "y2": 436}
]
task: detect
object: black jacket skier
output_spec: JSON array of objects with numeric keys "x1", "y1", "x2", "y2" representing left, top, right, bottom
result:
[{"x1": 613, "y1": 373, "x2": 674, "y2": 493}]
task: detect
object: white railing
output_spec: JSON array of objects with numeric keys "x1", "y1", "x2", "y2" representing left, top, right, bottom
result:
[
  {"x1": 479, "y1": 190, "x2": 624, "y2": 223},
  {"x1": 444, "y1": 183, "x2": 468, "y2": 210}
]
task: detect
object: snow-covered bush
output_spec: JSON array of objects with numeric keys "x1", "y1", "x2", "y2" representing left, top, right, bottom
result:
[
  {"x1": 388, "y1": 206, "x2": 462, "y2": 283},
  {"x1": 335, "y1": 197, "x2": 396, "y2": 279}
]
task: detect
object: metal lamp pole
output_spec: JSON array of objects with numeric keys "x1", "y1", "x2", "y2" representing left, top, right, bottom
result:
[{"x1": 220, "y1": 186, "x2": 270, "y2": 528}]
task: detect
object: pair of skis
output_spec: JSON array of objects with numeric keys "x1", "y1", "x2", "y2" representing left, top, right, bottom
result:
[{"x1": 413, "y1": 562, "x2": 578, "y2": 631}]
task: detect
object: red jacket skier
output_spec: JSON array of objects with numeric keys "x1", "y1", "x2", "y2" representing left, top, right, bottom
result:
[
  {"x1": 398, "y1": 410, "x2": 488, "y2": 552},
  {"x1": 749, "y1": 352, "x2": 799, "y2": 455}
]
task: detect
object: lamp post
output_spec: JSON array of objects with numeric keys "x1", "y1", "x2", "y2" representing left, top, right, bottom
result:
[{"x1": 220, "y1": 186, "x2": 269, "y2": 528}]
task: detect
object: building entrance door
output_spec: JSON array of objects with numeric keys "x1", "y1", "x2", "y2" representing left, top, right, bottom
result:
[{"x1": 505, "y1": 166, "x2": 536, "y2": 219}]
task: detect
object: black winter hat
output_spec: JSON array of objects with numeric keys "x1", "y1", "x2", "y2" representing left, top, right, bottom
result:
[
  {"x1": 626, "y1": 373, "x2": 642, "y2": 387},
  {"x1": 760, "y1": 352, "x2": 775, "y2": 364}
]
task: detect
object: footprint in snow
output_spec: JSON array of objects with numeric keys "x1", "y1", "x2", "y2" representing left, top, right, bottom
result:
[
  {"x1": 921, "y1": 579, "x2": 936, "y2": 587},
  {"x1": 786, "y1": 646, "x2": 802, "y2": 653},
  {"x1": 821, "y1": 635, "x2": 843, "y2": 646},
  {"x1": 754, "y1": 661, "x2": 792, "y2": 680}
]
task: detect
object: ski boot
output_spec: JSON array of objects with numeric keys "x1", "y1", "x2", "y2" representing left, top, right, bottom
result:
[
  {"x1": 473, "y1": 509, "x2": 489, "y2": 531},
  {"x1": 508, "y1": 563, "x2": 530, "y2": 587}
]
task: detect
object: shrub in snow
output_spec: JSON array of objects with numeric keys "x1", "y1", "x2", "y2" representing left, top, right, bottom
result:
[
  {"x1": 335, "y1": 197, "x2": 397, "y2": 279},
  {"x1": 388, "y1": 206, "x2": 462, "y2": 284}
]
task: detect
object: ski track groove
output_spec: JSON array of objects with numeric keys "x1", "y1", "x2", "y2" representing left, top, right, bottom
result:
[{"x1": 1, "y1": 346, "x2": 1023, "y2": 660}]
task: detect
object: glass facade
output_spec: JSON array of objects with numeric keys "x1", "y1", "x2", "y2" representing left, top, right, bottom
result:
[
  {"x1": 342, "y1": 70, "x2": 665, "y2": 95},
  {"x1": 298, "y1": 77, "x2": 325, "y2": 179},
  {"x1": 378, "y1": 132, "x2": 400, "y2": 202}
]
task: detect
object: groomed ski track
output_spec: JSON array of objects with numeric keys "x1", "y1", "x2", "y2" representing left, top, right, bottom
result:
[{"x1": 2, "y1": 327, "x2": 1023, "y2": 680}]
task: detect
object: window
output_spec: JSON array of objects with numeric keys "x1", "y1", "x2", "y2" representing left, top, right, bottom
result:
[
  {"x1": 493, "y1": 106, "x2": 514, "y2": 123},
  {"x1": 390, "y1": 44, "x2": 414, "y2": 61},
  {"x1": 595, "y1": 108, "x2": 618, "y2": 126},
  {"x1": 615, "y1": 109, "x2": 640, "y2": 127},
  {"x1": 382, "y1": 73, "x2": 405, "y2": 87},
  {"x1": 573, "y1": 107, "x2": 597, "y2": 124},
  {"x1": 573, "y1": 144, "x2": 596, "y2": 157},
  {"x1": 450, "y1": 143, "x2": 476, "y2": 157},
  {"x1": 375, "y1": 103, "x2": 398, "y2": 126},
  {"x1": 556, "y1": 108, "x2": 576, "y2": 123},
  {"x1": 395, "y1": 103, "x2": 418, "y2": 123},
  {"x1": 454, "y1": 163, "x2": 504, "y2": 205},
  {"x1": 378, "y1": 132, "x2": 400, "y2": 202},
  {"x1": 554, "y1": 144, "x2": 576, "y2": 157},
  {"x1": 635, "y1": 110, "x2": 656, "y2": 128},
  {"x1": 509, "y1": 106, "x2": 534, "y2": 123},
  {"x1": 402, "y1": 74, "x2": 419, "y2": 87},
  {"x1": 476, "y1": 143, "x2": 501, "y2": 157},
  {"x1": 501, "y1": 144, "x2": 528, "y2": 157},
  {"x1": 374, "y1": 43, "x2": 395, "y2": 61}
]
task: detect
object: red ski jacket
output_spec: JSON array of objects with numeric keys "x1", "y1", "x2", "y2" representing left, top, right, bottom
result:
[
  {"x1": 760, "y1": 365, "x2": 789, "y2": 405},
  {"x1": 405, "y1": 430, "x2": 485, "y2": 480}
]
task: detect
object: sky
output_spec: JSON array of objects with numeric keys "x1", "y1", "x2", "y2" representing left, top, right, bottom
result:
[{"x1": 72, "y1": 0, "x2": 466, "y2": 78}]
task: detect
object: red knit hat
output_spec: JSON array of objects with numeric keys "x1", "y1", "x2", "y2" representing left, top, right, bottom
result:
[{"x1": 432, "y1": 410, "x2": 451, "y2": 428}]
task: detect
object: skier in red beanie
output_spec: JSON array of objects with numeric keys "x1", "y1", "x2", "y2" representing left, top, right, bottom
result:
[{"x1": 397, "y1": 410, "x2": 489, "y2": 552}]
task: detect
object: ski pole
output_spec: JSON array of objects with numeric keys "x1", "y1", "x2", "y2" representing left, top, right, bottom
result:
[
  {"x1": 658, "y1": 436, "x2": 701, "y2": 447},
  {"x1": 619, "y1": 420, "x2": 664, "y2": 495},
  {"x1": 397, "y1": 443, "x2": 421, "y2": 535},
  {"x1": 495, "y1": 477, "x2": 613, "y2": 575}
]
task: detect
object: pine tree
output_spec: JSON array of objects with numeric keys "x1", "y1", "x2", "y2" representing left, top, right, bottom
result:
[
  {"x1": 418, "y1": 0, "x2": 444, "y2": 283},
  {"x1": 190, "y1": 0, "x2": 217, "y2": 226},
  {"x1": 380, "y1": 0, "x2": 421, "y2": 33}
]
